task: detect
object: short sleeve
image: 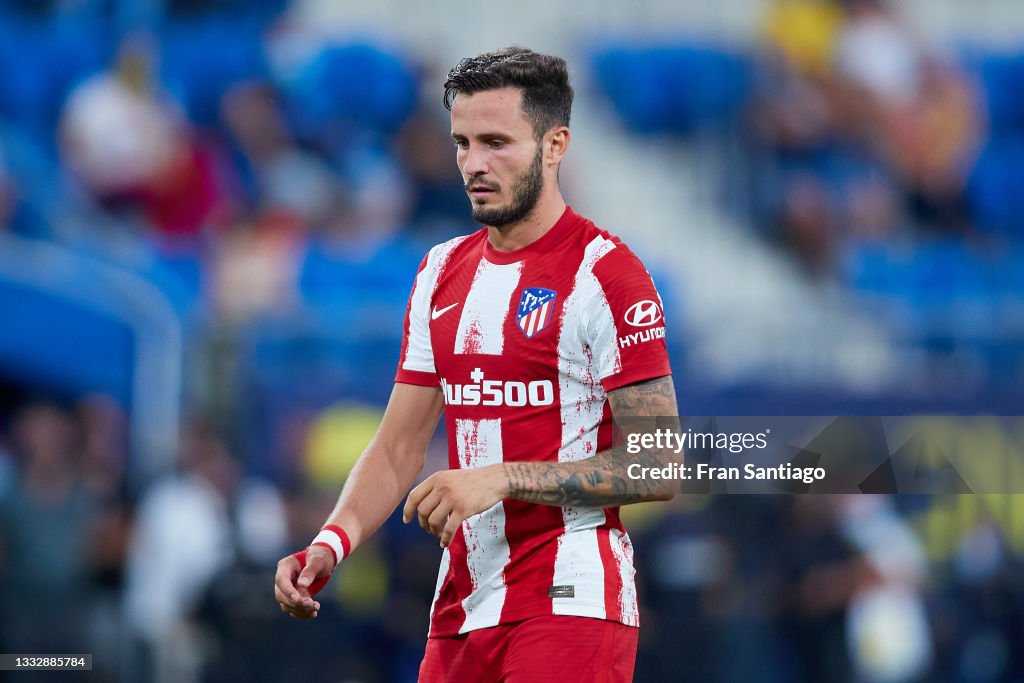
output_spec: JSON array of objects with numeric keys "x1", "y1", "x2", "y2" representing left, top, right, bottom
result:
[
  {"x1": 395, "y1": 253, "x2": 439, "y2": 387},
  {"x1": 583, "y1": 244, "x2": 672, "y2": 393}
]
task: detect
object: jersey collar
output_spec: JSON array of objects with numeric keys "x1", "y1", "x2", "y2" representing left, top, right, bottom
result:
[{"x1": 481, "y1": 206, "x2": 579, "y2": 265}]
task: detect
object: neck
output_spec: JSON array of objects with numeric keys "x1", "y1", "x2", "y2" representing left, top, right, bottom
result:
[{"x1": 486, "y1": 190, "x2": 567, "y2": 252}]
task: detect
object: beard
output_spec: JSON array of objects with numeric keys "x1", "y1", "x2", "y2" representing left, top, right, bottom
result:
[{"x1": 468, "y1": 145, "x2": 544, "y2": 227}]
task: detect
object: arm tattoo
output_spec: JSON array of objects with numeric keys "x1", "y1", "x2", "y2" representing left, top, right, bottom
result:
[{"x1": 504, "y1": 375, "x2": 681, "y2": 507}]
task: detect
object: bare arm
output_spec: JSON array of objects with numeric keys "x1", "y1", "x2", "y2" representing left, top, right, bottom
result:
[
  {"x1": 502, "y1": 375, "x2": 680, "y2": 506},
  {"x1": 276, "y1": 382, "x2": 442, "y2": 618},
  {"x1": 325, "y1": 382, "x2": 444, "y2": 549}
]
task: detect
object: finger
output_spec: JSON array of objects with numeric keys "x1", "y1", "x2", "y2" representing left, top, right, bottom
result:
[
  {"x1": 278, "y1": 593, "x2": 309, "y2": 614},
  {"x1": 275, "y1": 566, "x2": 302, "y2": 605},
  {"x1": 296, "y1": 598, "x2": 321, "y2": 612},
  {"x1": 275, "y1": 585, "x2": 293, "y2": 609},
  {"x1": 440, "y1": 513, "x2": 464, "y2": 548},
  {"x1": 281, "y1": 597, "x2": 319, "y2": 619},
  {"x1": 297, "y1": 559, "x2": 322, "y2": 590},
  {"x1": 403, "y1": 477, "x2": 433, "y2": 523},
  {"x1": 416, "y1": 488, "x2": 444, "y2": 531},
  {"x1": 300, "y1": 545, "x2": 337, "y2": 587},
  {"x1": 289, "y1": 610, "x2": 319, "y2": 620},
  {"x1": 426, "y1": 499, "x2": 454, "y2": 538},
  {"x1": 286, "y1": 605, "x2": 319, "y2": 620}
]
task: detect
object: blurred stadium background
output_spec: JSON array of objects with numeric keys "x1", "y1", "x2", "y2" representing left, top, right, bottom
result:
[{"x1": 0, "y1": 0, "x2": 1023, "y2": 680}]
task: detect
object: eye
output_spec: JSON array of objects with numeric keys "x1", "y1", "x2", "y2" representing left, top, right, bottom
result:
[
  {"x1": 487, "y1": 139, "x2": 505, "y2": 150},
  {"x1": 453, "y1": 139, "x2": 469, "y2": 150}
]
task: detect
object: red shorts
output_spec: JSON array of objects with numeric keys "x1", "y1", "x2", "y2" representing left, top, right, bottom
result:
[{"x1": 418, "y1": 615, "x2": 638, "y2": 683}]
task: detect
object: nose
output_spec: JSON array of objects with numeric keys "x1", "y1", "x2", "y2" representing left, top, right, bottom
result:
[{"x1": 460, "y1": 143, "x2": 489, "y2": 178}]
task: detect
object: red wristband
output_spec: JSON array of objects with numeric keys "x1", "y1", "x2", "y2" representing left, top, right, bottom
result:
[
  {"x1": 289, "y1": 549, "x2": 330, "y2": 596},
  {"x1": 310, "y1": 524, "x2": 351, "y2": 567}
]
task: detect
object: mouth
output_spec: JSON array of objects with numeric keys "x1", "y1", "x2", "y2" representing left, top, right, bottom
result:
[{"x1": 467, "y1": 183, "x2": 498, "y2": 199}]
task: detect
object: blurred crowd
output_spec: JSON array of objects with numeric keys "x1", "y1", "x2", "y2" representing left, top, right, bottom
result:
[
  {"x1": 750, "y1": 0, "x2": 1024, "y2": 400},
  {"x1": 3, "y1": 396, "x2": 1024, "y2": 682},
  {"x1": 0, "y1": 0, "x2": 1023, "y2": 681},
  {"x1": 592, "y1": 0, "x2": 1024, "y2": 404},
  {"x1": 753, "y1": 0, "x2": 982, "y2": 267},
  {"x1": 0, "y1": 394, "x2": 448, "y2": 681},
  {"x1": 0, "y1": 0, "x2": 467, "y2": 329}
]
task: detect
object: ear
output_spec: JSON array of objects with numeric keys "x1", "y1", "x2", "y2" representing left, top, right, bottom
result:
[{"x1": 545, "y1": 126, "x2": 570, "y2": 167}]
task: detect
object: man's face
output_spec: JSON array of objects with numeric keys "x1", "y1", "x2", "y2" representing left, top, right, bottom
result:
[{"x1": 450, "y1": 87, "x2": 545, "y2": 227}]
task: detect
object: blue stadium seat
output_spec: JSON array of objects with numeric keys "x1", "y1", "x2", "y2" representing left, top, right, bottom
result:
[
  {"x1": 0, "y1": 15, "x2": 112, "y2": 145},
  {"x1": 976, "y1": 51, "x2": 1024, "y2": 135},
  {"x1": 841, "y1": 241, "x2": 908, "y2": 296},
  {"x1": 592, "y1": 48, "x2": 676, "y2": 132},
  {"x1": 966, "y1": 136, "x2": 1024, "y2": 237},
  {"x1": 996, "y1": 242, "x2": 1024, "y2": 297},
  {"x1": 591, "y1": 42, "x2": 750, "y2": 135},
  {"x1": 48, "y1": 19, "x2": 115, "y2": 108},
  {"x1": 842, "y1": 240, "x2": 996, "y2": 342},
  {"x1": 286, "y1": 42, "x2": 418, "y2": 138},
  {"x1": 0, "y1": 18, "x2": 56, "y2": 139},
  {"x1": 160, "y1": 14, "x2": 269, "y2": 126}
]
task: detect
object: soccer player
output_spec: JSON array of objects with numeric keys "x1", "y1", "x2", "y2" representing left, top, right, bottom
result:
[{"x1": 274, "y1": 46, "x2": 680, "y2": 682}]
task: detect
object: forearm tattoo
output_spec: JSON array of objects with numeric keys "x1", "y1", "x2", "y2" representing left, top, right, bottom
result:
[{"x1": 503, "y1": 375, "x2": 680, "y2": 507}]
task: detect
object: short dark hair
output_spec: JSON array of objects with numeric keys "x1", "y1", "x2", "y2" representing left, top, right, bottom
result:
[{"x1": 443, "y1": 47, "x2": 573, "y2": 138}]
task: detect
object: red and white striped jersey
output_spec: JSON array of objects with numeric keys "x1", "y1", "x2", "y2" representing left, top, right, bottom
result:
[{"x1": 395, "y1": 207, "x2": 671, "y2": 637}]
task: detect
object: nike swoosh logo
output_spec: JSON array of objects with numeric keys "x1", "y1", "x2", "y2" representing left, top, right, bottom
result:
[{"x1": 431, "y1": 302, "x2": 459, "y2": 320}]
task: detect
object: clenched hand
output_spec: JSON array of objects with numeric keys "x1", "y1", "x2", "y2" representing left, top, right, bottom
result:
[
  {"x1": 273, "y1": 546, "x2": 335, "y2": 619},
  {"x1": 402, "y1": 464, "x2": 509, "y2": 547}
]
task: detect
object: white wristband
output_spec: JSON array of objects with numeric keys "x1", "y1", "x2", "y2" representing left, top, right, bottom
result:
[{"x1": 311, "y1": 525, "x2": 350, "y2": 565}]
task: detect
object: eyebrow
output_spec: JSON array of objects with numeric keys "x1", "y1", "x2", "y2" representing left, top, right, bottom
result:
[{"x1": 450, "y1": 132, "x2": 513, "y2": 141}]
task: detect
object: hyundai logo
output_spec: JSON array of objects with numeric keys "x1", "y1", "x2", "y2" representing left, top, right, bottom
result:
[{"x1": 624, "y1": 300, "x2": 662, "y2": 327}]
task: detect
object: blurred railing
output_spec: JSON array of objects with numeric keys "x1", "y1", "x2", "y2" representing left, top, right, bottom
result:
[{"x1": 0, "y1": 232, "x2": 182, "y2": 485}]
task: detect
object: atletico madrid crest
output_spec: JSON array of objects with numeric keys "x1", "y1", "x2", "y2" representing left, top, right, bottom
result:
[{"x1": 516, "y1": 287, "x2": 557, "y2": 338}]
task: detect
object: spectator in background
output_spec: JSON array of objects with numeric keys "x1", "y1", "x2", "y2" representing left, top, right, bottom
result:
[
  {"x1": 220, "y1": 81, "x2": 339, "y2": 228},
  {"x1": 884, "y1": 60, "x2": 981, "y2": 231},
  {"x1": 123, "y1": 420, "x2": 286, "y2": 683},
  {"x1": 395, "y1": 104, "x2": 474, "y2": 238},
  {"x1": 212, "y1": 81, "x2": 337, "y2": 321},
  {"x1": 75, "y1": 395, "x2": 132, "y2": 681},
  {"x1": 77, "y1": 394, "x2": 129, "y2": 500},
  {"x1": 753, "y1": 0, "x2": 982, "y2": 272},
  {"x1": 837, "y1": 496, "x2": 932, "y2": 683},
  {"x1": 60, "y1": 34, "x2": 228, "y2": 237},
  {"x1": 762, "y1": 0, "x2": 844, "y2": 78},
  {"x1": 943, "y1": 519, "x2": 1024, "y2": 681},
  {"x1": 0, "y1": 403, "x2": 95, "y2": 654},
  {"x1": 833, "y1": 0, "x2": 981, "y2": 232},
  {"x1": 832, "y1": 0, "x2": 923, "y2": 109},
  {"x1": 778, "y1": 496, "x2": 931, "y2": 683},
  {"x1": 754, "y1": 0, "x2": 900, "y2": 271}
]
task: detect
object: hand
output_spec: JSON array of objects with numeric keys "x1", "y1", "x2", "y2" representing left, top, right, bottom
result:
[
  {"x1": 273, "y1": 546, "x2": 335, "y2": 619},
  {"x1": 402, "y1": 464, "x2": 509, "y2": 548}
]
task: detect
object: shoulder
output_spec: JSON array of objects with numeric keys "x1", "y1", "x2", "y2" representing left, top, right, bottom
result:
[
  {"x1": 572, "y1": 215, "x2": 654, "y2": 287},
  {"x1": 418, "y1": 229, "x2": 484, "y2": 274},
  {"x1": 426, "y1": 229, "x2": 485, "y2": 263}
]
